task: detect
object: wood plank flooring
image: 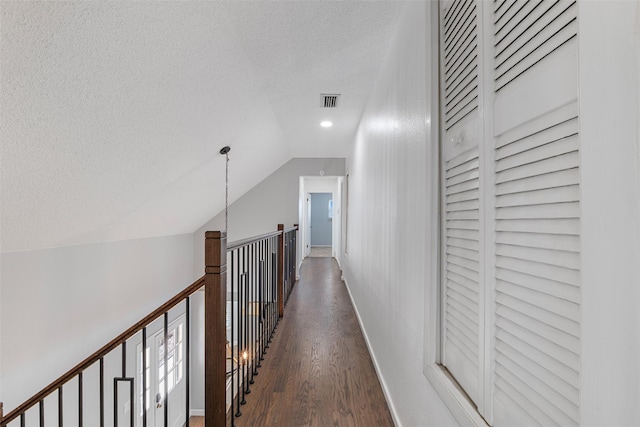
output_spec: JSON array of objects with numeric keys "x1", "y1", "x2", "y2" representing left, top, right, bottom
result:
[{"x1": 232, "y1": 257, "x2": 394, "y2": 427}]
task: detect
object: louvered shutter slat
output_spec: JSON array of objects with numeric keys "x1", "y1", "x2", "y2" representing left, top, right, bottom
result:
[
  {"x1": 494, "y1": 375, "x2": 556, "y2": 426},
  {"x1": 496, "y1": 356, "x2": 578, "y2": 425},
  {"x1": 447, "y1": 227, "x2": 479, "y2": 241},
  {"x1": 494, "y1": 0, "x2": 539, "y2": 40},
  {"x1": 496, "y1": 152, "x2": 579, "y2": 185},
  {"x1": 495, "y1": 1, "x2": 576, "y2": 69},
  {"x1": 496, "y1": 316, "x2": 579, "y2": 369},
  {"x1": 447, "y1": 209, "x2": 479, "y2": 221},
  {"x1": 497, "y1": 280, "x2": 579, "y2": 323},
  {"x1": 496, "y1": 346, "x2": 579, "y2": 411},
  {"x1": 496, "y1": 329, "x2": 579, "y2": 389},
  {"x1": 447, "y1": 236, "x2": 479, "y2": 251},
  {"x1": 446, "y1": 156, "x2": 479, "y2": 177},
  {"x1": 496, "y1": 243, "x2": 579, "y2": 269},
  {"x1": 495, "y1": 229, "x2": 580, "y2": 251},
  {"x1": 447, "y1": 278, "x2": 480, "y2": 308},
  {"x1": 496, "y1": 255, "x2": 579, "y2": 287},
  {"x1": 495, "y1": 135, "x2": 578, "y2": 172},
  {"x1": 448, "y1": 270, "x2": 481, "y2": 294},
  {"x1": 445, "y1": 45, "x2": 477, "y2": 88},
  {"x1": 496, "y1": 268, "x2": 579, "y2": 303},
  {"x1": 496, "y1": 292, "x2": 579, "y2": 337},
  {"x1": 496, "y1": 185, "x2": 579, "y2": 208},
  {"x1": 496, "y1": 168, "x2": 579, "y2": 196},
  {"x1": 447, "y1": 187, "x2": 480, "y2": 203},
  {"x1": 447, "y1": 199, "x2": 480, "y2": 213},
  {"x1": 446, "y1": 311, "x2": 479, "y2": 347},
  {"x1": 496, "y1": 118, "x2": 579, "y2": 158},
  {"x1": 447, "y1": 245, "x2": 480, "y2": 262},
  {"x1": 494, "y1": 0, "x2": 517, "y2": 26},
  {"x1": 446, "y1": 80, "x2": 478, "y2": 118},
  {"x1": 446, "y1": 167, "x2": 480, "y2": 186},
  {"x1": 448, "y1": 294, "x2": 479, "y2": 329}
]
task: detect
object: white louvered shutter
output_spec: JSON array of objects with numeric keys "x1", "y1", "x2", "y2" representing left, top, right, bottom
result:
[
  {"x1": 491, "y1": 1, "x2": 580, "y2": 425},
  {"x1": 440, "y1": 0, "x2": 482, "y2": 406}
]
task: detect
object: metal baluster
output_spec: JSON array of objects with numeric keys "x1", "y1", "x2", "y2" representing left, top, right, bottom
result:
[
  {"x1": 230, "y1": 250, "x2": 236, "y2": 424},
  {"x1": 251, "y1": 243, "x2": 257, "y2": 380},
  {"x1": 258, "y1": 242, "x2": 265, "y2": 364},
  {"x1": 163, "y1": 313, "x2": 168, "y2": 427},
  {"x1": 236, "y1": 249, "x2": 244, "y2": 415},
  {"x1": 58, "y1": 386, "x2": 63, "y2": 426},
  {"x1": 78, "y1": 372, "x2": 83, "y2": 427},
  {"x1": 39, "y1": 400, "x2": 43, "y2": 427},
  {"x1": 100, "y1": 357, "x2": 104, "y2": 427},
  {"x1": 243, "y1": 246, "x2": 251, "y2": 394},
  {"x1": 266, "y1": 238, "x2": 271, "y2": 346},
  {"x1": 185, "y1": 297, "x2": 190, "y2": 427},
  {"x1": 142, "y1": 328, "x2": 147, "y2": 427},
  {"x1": 260, "y1": 239, "x2": 265, "y2": 352},
  {"x1": 248, "y1": 243, "x2": 253, "y2": 383}
]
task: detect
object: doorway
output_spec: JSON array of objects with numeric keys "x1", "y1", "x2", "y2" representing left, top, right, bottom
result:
[
  {"x1": 299, "y1": 176, "x2": 342, "y2": 265},
  {"x1": 310, "y1": 193, "x2": 333, "y2": 255}
]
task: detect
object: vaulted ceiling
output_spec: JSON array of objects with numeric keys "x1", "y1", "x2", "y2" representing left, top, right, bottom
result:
[{"x1": 0, "y1": 1, "x2": 406, "y2": 252}]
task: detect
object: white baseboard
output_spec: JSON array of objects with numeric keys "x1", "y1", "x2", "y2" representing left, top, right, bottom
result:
[
  {"x1": 190, "y1": 409, "x2": 205, "y2": 416},
  {"x1": 342, "y1": 277, "x2": 402, "y2": 427}
]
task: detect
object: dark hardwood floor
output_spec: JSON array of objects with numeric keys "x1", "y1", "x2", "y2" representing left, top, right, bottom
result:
[{"x1": 231, "y1": 256, "x2": 394, "y2": 427}]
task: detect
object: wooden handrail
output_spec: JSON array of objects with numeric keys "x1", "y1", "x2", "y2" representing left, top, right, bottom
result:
[
  {"x1": 227, "y1": 230, "x2": 283, "y2": 251},
  {"x1": 226, "y1": 226, "x2": 298, "y2": 251},
  {"x1": 1, "y1": 275, "x2": 205, "y2": 424}
]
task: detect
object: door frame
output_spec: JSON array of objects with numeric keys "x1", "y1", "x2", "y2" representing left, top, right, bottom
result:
[
  {"x1": 137, "y1": 314, "x2": 187, "y2": 427},
  {"x1": 298, "y1": 176, "x2": 342, "y2": 265}
]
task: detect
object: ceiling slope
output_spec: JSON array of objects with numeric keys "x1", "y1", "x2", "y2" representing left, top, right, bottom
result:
[{"x1": 0, "y1": 1, "x2": 405, "y2": 252}]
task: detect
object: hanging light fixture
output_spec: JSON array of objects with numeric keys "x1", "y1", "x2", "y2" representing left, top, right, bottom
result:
[{"x1": 220, "y1": 146, "x2": 231, "y2": 234}]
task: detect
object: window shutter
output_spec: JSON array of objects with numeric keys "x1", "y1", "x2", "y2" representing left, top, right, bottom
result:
[
  {"x1": 440, "y1": 0, "x2": 482, "y2": 405},
  {"x1": 491, "y1": 1, "x2": 580, "y2": 425}
]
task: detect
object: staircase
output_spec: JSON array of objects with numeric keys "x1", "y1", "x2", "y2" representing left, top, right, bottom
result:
[{"x1": 0, "y1": 225, "x2": 298, "y2": 427}]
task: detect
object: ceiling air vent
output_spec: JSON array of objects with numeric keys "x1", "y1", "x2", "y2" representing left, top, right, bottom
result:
[{"x1": 321, "y1": 94, "x2": 340, "y2": 108}]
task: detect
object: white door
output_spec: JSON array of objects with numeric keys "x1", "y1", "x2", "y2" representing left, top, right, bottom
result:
[
  {"x1": 138, "y1": 316, "x2": 186, "y2": 427},
  {"x1": 439, "y1": 0, "x2": 582, "y2": 425},
  {"x1": 305, "y1": 195, "x2": 311, "y2": 257},
  {"x1": 439, "y1": 0, "x2": 484, "y2": 410}
]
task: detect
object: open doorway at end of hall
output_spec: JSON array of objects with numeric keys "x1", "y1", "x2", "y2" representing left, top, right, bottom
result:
[
  {"x1": 298, "y1": 176, "x2": 343, "y2": 264},
  {"x1": 309, "y1": 192, "x2": 333, "y2": 257}
]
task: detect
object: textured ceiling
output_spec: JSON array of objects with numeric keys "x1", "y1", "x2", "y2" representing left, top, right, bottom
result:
[{"x1": 0, "y1": 1, "x2": 405, "y2": 252}]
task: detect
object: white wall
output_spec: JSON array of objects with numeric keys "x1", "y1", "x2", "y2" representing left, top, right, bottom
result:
[
  {"x1": 193, "y1": 158, "x2": 345, "y2": 279},
  {"x1": 578, "y1": 1, "x2": 640, "y2": 424},
  {"x1": 341, "y1": 2, "x2": 455, "y2": 426},
  {"x1": 0, "y1": 234, "x2": 194, "y2": 413}
]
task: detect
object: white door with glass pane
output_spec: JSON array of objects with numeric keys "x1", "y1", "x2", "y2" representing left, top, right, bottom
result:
[{"x1": 138, "y1": 315, "x2": 186, "y2": 427}]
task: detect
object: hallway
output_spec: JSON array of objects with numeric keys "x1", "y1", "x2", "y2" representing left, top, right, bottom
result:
[{"x1": 233, "y1": 257, "x2": 394, "y2": 427}]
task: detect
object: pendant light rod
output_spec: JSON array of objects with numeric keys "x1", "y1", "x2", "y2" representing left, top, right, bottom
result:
[{"x1": 220, "y1": 146, "x2": 231, "y2": 234}]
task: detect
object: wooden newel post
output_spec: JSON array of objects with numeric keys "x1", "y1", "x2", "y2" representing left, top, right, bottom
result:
[
  {"x1": 204, "y1": 231, "x2": 227, "y2": 427},
  {"x1": 277, "y1": 224, "x2": 285, "y2": 318}
]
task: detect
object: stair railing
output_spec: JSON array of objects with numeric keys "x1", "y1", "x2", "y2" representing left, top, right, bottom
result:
[{"x1": 1, "y1": 225, "x2": 298, "y2": 427}]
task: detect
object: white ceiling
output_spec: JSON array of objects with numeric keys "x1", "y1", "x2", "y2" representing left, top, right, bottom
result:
[{"x1": 0, "y1": 1, "x2": 406, "y2": 252}]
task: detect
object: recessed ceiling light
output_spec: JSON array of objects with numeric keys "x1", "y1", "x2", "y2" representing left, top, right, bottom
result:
[{"x1": 320, "y1": 121, "x2": 333, "y2": 128}]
